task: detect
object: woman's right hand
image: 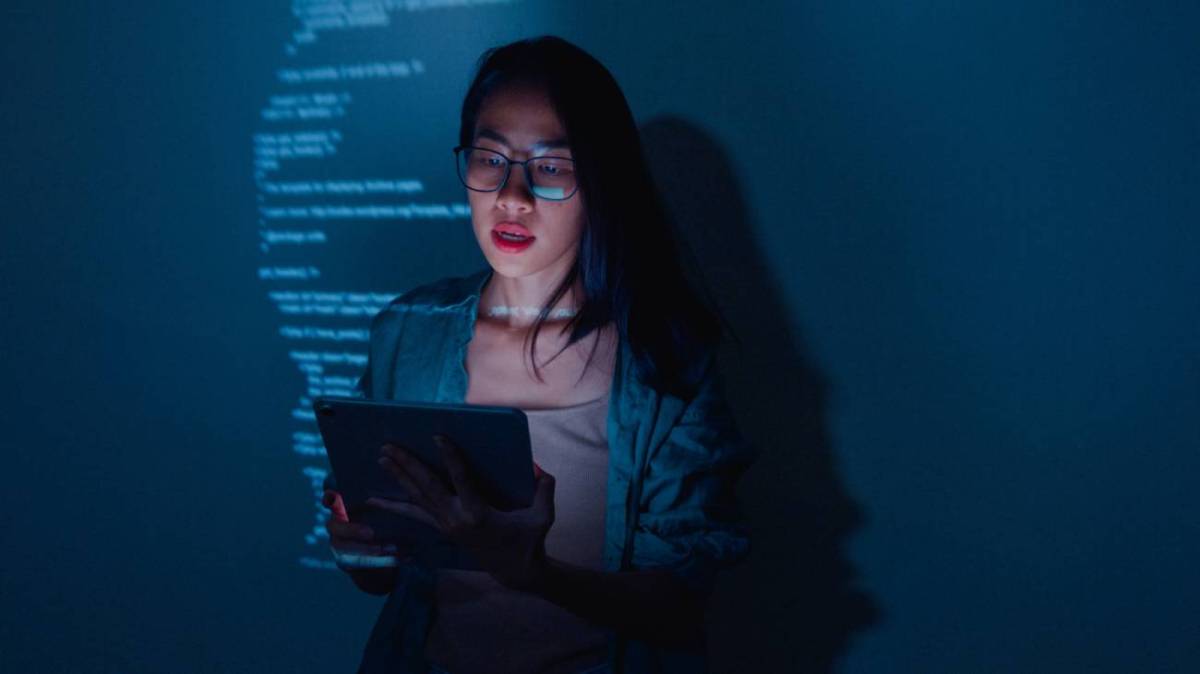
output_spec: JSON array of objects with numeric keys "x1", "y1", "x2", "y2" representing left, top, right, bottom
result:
[{"x1": 322, "y1": 489, "x2": 408, "y2": 594}]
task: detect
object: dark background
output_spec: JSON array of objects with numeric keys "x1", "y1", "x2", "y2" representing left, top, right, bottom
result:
[{"x1": 2, "y1": 1, "x2": 1197, "y2": 672}]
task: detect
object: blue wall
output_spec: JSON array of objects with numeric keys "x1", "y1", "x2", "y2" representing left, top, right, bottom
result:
[{"x1": 2, "y1": 2, "x2": 1196, "y2": 672}]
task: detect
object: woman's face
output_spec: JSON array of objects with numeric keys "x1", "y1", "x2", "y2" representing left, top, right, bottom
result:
[{"x1": 466, "y1": 83, "x2": 585, "y2": 281}]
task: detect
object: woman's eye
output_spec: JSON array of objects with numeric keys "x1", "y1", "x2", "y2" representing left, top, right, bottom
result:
[{"x1": 537, "y1": 161, "x2": 572, "y2": 175}]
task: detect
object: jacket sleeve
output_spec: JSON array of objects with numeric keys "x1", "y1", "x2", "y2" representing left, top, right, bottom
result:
[
  {"x1": 352, "y1": 365, "x2": 372, "y2": 400},
  {"x1": 631, "y1": 351, "x2": 759, "y2": 600}
]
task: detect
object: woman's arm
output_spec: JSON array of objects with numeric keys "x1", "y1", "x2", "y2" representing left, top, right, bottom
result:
[
  {"x1": 527, "y1": 556, "x2": 706, "y2": 648},
  {"x1": 517, "y1": 353, "x2": 753, "y2": 648},
  {"x1": 375, "y1": 430, "x2": 740, "y2": 649}
]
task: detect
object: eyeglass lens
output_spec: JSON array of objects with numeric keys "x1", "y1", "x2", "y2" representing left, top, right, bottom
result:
[{"x1": 457, "y1": 147, "x2": 575, "y2": 200}]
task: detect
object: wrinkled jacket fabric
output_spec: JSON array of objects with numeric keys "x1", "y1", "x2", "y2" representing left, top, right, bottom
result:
[{"x1": 344, "y1": 267, "x2": 756, "y2": 673}]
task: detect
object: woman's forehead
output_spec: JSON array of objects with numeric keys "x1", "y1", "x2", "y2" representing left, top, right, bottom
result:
[
  {"x1": 474, "y1": 86, "x2": 567, "y2": 151},
  {"x1": 473, "y1": 126, "x2": 570, "y2": 156}
]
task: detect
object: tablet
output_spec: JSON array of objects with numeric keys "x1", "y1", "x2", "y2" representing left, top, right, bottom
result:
[{"x1": 313, "y1": 396, "x2": 535, "y2": 570}]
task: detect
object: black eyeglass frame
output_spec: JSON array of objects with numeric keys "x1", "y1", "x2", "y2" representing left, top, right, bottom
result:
[{"x1": 452, "y1": 145, "x2": 580, "y2": 201}]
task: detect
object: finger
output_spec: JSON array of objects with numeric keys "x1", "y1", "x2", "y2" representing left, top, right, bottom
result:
[
  {"x1": 532, "y1": 471, "x2": 556, "y2": 520},
  {"x1": 377, "y1": 454, "x2": 438, "y2": 515},
  {"x1": 330, "y1": 539, "x2": 402, "y2": 557},
  {"x1": 330, "y1": 547, "x2": 403, "y2": 570},
  {"x1": 327, "y1": 518, "x2": 375, "y2": 541},
  {"x1": 532, "y1": 460, "x2": 545, "y2": 479},
  {"x1": 365, "y1": 496, "x2": 444, "y2": 531},
  {"x1": 378, "y1": 444, "x2": 427, "y2": 499},
  {"x1": 323, "y1": 490, "x2": 349, "y2": 521},
  {"x1": 434, "y1": 434, "x2": 486, "y2": 518},
  {"x1": 381, "y1": 444, "x2": 453, "y2": 512}
]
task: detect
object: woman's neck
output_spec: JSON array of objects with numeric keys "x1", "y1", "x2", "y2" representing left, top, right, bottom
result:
[{"x1": 479, "y1": 268, "x2": 583, "y2": 329}]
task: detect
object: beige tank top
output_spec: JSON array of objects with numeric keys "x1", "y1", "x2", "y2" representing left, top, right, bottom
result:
[{"x1": 423, "y1": 393, "x2": 612, "y2": 674}]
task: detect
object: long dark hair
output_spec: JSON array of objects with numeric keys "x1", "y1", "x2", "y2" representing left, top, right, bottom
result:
[{"x1": 460, "y1": 35, "x2": 735, "y2": 400}]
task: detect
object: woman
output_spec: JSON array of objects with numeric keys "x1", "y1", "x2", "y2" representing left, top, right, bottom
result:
[{"x1": 321, "y1": 35, "x2": 756, "y2": 674}]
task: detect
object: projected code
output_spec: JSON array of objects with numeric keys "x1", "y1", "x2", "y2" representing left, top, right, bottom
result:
[
  {"x1": 287, "y1": 0, "x2": 517, "y2": 51},
  {"x1": 256, "y1": 1, "x2": 523, "y2": 570}
]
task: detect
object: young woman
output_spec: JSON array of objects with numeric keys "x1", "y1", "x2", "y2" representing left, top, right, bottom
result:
[{"x1": 321, "y1": 36, "x2": 756, "y2": 674}]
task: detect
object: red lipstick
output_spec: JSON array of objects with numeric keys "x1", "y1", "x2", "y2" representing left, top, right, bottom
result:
[{"x1": 492, "y1": 222, "x2": 535, "y2": 253}]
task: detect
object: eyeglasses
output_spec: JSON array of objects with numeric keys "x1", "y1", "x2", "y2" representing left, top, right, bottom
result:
[{"x1": 452, "y1": 145, "x2": 579, "y2": 201}]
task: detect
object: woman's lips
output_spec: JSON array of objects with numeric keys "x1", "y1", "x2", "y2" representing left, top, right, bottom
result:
[
  {"x1": 492, "y1": 228, "x2": 535, "y2": 253},
  {"x1": 493, "y1": 222, "x2": 532, "y2": 237}
]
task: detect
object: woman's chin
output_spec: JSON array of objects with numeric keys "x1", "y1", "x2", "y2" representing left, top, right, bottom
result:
[{"x1": 484, "y1": 256, "x2": 533, "y2": 278}]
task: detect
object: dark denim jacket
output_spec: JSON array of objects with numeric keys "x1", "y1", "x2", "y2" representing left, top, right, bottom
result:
[{"x1": 345, "y1": 267, "x2": 756, "y2": 673}]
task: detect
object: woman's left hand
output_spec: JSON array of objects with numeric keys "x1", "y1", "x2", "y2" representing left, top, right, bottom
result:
[{"x1": 369, "y1": 434, "x2": 555, "y2": 591}]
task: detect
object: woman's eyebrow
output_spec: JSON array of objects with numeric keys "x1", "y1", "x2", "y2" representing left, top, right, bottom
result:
[{"x1": 476, "y1": 127, "x2": 570, "y2": 152}]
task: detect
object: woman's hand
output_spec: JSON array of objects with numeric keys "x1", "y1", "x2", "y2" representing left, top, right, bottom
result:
[
  {"x1": 321, "y1": 489, "x2": 410, "y2": 571},
  {"x1": 376, "y1": 434, "x2": 556, "y2": 591}
]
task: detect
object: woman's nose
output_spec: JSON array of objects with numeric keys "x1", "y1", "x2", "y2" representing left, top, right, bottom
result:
[{"x1": 496, "y1": 164, "x2": 535, "y2": 211}]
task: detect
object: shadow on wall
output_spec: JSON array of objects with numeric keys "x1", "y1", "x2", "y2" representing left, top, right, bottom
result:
[{"x1": 641, "y1": 117, "x2": 880, "y2": 672}]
